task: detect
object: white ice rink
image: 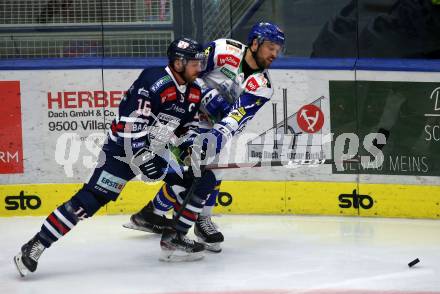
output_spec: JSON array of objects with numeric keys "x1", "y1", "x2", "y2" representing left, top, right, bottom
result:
[{"x1": 1, "y1": 215, "x2": 440, "y2": 294}]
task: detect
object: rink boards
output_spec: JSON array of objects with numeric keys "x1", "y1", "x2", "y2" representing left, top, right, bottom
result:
[
  {"x1": 1, "y1": 60, "x2": 440, "y2": 218},
  {"x1": 1, "y1": 180, "x2": 440, "y2": 218}
]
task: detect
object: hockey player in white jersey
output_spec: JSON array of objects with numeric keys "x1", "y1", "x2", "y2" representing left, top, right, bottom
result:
[{"x1": 125, "y1": 22, "x2": 285, "y2": 253}]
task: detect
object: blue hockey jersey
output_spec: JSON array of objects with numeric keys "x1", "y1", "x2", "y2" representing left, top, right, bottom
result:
[{"x1": 109, "y1": 66, "x2": 201, "y2": 152}]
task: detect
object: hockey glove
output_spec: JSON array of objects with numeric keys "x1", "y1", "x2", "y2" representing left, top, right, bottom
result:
[
  {"x1": 201, "y1": 89, "x2": 232, "y2": 122},
  {"x1": 131, "y1": 148, "x2": 168, "y2": 181}
]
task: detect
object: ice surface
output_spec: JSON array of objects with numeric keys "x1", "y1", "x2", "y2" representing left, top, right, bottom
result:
[{"x1": 1, "y1": 215, "x2": 439, "y2": 294}]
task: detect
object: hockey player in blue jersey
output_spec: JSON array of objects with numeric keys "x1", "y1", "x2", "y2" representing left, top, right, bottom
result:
[
  {"x1": 13, "y1": 37, "x2": 217, "y2": 277},
  {"x1": 125, "y1": 22, "x2": 285, "y2": 253}
]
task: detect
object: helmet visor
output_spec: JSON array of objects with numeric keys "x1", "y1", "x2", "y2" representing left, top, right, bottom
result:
[
  {"x1": 263, "y1": 40, "x2": 285, "y2": 55},
  {"x1": 188, "y1": 52, "x2": 208, "y2": 71}
]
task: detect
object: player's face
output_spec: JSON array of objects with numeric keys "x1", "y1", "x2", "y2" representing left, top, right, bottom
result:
[
  {"x1": 183, "y1": 59, "x2": 203, "y2": 83},
  {"x1": 255, "y1": 41, "x2": 282, "y2": 69}
]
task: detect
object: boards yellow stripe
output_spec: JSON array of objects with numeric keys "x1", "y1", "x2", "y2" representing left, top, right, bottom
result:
[
  {"x1": 0, "y1": 182, "x2": 161, "y2": 217},
  {"x1": 1, "y1": 181, "x2": 439, "y2": 219}
]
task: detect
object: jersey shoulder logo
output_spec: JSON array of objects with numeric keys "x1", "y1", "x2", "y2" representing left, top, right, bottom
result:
[
  {"x1": 245, "y1": 73, "x2": 271, "y2": 92},
  {"x1": 150, "y1": 75, "x2": 172, "y2": 93},
  {"x1": 217, "y1": 54, "x2": 240, "y2": 68},
  {"x1": 245, "y1": 77, "x2": 260, "y2": 92}
]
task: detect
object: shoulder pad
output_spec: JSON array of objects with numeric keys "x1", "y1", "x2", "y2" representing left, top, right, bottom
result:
[
  {"x1": 149, "y1": 72, "x2": 173, "y2": 93},
  {"x1": 225, "y1": 39, "x2": 244, "y2": 50},
  {"x1": 244, "y1": 71, "x2": 273, "y2": 99},
  {"x1": 212, "y1": 39, "x2": 245, "y2": 69},
  {"x1": 214, "y1": 38, "x2": 245, "y2": 50}
]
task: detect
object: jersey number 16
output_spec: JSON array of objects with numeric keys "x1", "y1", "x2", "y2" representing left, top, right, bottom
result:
[{"x1": 137, "y1": 99, "x2": 151, "y2": 116}]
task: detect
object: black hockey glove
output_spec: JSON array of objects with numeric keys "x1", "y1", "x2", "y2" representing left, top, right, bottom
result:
[{"x1": 131, "y1": 148, "x2": 168, "y2": 181}]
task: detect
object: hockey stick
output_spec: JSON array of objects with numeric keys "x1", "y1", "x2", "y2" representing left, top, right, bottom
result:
[
  {"x1": 173, "y1": 158, "x2": 360, "y2": 171},
  {"x1": 205, "y1": 158, "x2": 356, "y2": 170},
  {"x1": 170, "y1": 157, "x2": 358, "y2": 227},
  {"x1": 173, "y1": 164, "x2": 207, "y2": 224}
]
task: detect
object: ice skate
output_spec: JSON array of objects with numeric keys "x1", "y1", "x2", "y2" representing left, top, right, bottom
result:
[
  {"x1": 123, "y1": 201, "x2": 173, "y2": 233},
  {"x1": 14, "y1": 235, "x2": 46, "y2": 277},
  {"x1": 159, "y1": 228, "x2": 205, "y2": 262},
  {"x1": 194, "y1": 215, "x2": 224, "y2": 253}
]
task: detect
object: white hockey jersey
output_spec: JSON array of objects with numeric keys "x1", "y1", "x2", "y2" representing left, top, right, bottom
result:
[
  {"x1": 201, "y1": 38, "x2": 273, "y2": 103},
  {"x1": 198, "y1": 38, "x2": 275, "y2": 153}
]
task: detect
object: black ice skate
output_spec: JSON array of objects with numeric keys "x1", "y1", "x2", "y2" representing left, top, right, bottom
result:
[
  {"x1": 123, "y1": 201, "x2": 173, "y2": 233},
  {"x1": 160, "y1": 228, "x2": 205, "y2": 262},
  {"x1": 194, "y1": 215, "x2": 224, "y2": 253},
  {"x1": 14, "y1": 235, "x2": 46, "y2": 277}
]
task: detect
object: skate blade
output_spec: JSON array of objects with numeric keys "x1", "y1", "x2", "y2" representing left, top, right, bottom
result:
[
  {"x1": 159, "y1": 249, "x2": 204, "y2": 262},
  {"x1": 197, "y1": 237, "x2": 222, "y2": 253},
  {"x1": 13, "y1": 252, "x2": 29, "y2": 277},
  {"x1": 122, "y1": 222, "x2": 157, "y2": 234}
]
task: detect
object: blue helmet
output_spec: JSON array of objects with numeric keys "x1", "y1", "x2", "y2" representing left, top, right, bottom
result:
[
  {"x1": 247, "y1": 22, "x2": 285, "y2": 47},
  {"x1": 167, "y1": 37, "x2": 205, "y2": 62}
]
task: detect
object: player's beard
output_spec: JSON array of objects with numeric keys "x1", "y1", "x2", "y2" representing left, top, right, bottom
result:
[
  {"x1": 255, "y1": 53, "x2": 272, "y2": 69},
  {"x1": 183, "y1": 70, "x2": 197, "y2": 83},
  {"x1": 252, "y1": 48, "x2": 271, "y2": 69}
]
